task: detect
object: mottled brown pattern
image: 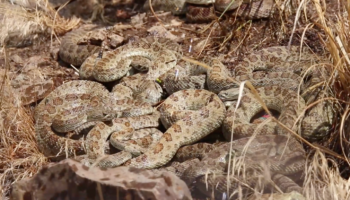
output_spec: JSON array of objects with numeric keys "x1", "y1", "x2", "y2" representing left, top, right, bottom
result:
[
  {"x1": 90, "y1": 130, "x2": 101, "y2": 140},
  {"x1": 81, "y1": 112, "x2": 160, "y2": 167},
  {"x1": 97, "y1": 123, "x2": 105, "y2": 129},
  {"x1": 58, "y1": 27, "x2": 101, "y2": 66},
  {"x1": 148, "y1": 0, "x2": 275, "y2": 21},
  {"x1": 173, "y1": 124, "x2": 183, "y2": 133},
  {"x1": 80, "y1": 38, "x2": 180, "y2": 83},
  {"x1": 42, "y1": 30, "x2": 329, "y2": 199},
  {"x1": 209, "y1": 46, "x2": 333, "y2": 142},
  {"x1": 45, "y1": 105, "x2": 56, "y2": 114},
  {"x1": 52, "y1": 97, "x2": 64, "y2": 106},
  {"x1": 186, "y1": 5, "x2": 216, "y2": 22},
  {"x1": 124, "y1": 89, "x2": 225, "y2": 169},
  {"x1": 153, "y1": 143, "x2": 164, "y2": 154},
  {"x1": 59, "y1": 29, "x2": 180, "y2": 105},
  {"x1": 34, "y1": 80, "x2": 154, "y2": 158},
  {"x1": 222, "y1": 86, "x2": 305, "y2": 140},
  {"x1": 164, "y1": 135, "x2": 305, "y2": 198},
  {"x1": 65, "y1": 94, "x2": 79, "y2": 101},
  {"x1": 207, "y1": 58, "x2": 302, "y2": 93}
]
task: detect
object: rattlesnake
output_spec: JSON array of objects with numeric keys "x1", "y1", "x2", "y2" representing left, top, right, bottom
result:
[
  {"x1": 124, "y1": 89, "x2": 226, "y2": 168},
  {"x1": 144, "y1": 0, "x2": 275, "y2": 21},
  {"x1": 59, "y1": 26, "x2": 182, "y2": 104},
  {"x1": 206, "y1": 46, "x2": 333, "y2": 141},
  {"x1": 80, "y1": 36, "x2": 181, "y2": 82},
  {"x1": 59, "y1": 26, "x2": 181, "y2": 82},
  {"x1": 34, "y1": 80, "x2": 154, "y2": 157},
  {"x1": 162, "y1": 135, "x2": 306, "y2": 199},
  {"x1": 222, "y1": 86, "x2": 305, "y2": 140},
  {"x1": 55, "y1": 30, "x2": 330, "y2": 165},
  {"x1": 66, "y1": 89, "x2": 225, "y2": 169},
  {"x1": 35, "y1": 25, "x2": 332, "y2": 198},
  {"x1": 81, "y1": 111, "x2": 162, "y2": 168}
]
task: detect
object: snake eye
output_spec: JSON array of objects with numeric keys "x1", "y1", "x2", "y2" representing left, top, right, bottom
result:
[
  {"x1": 218, "y1": 92, "x2": 228, "y2": 100},
  {"x1": 195, "y1": 83, "x2": 201, "y2": 89}
]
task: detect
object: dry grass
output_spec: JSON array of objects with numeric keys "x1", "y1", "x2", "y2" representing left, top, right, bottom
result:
[
  {"x1": 0, "y1": 0, "x2": 79, "y2": 47},
  {"x1": 301, "y1": 0, "x2": 350, "y2": 199},
  {"x1": 0, "y1": 48, "x2": 47, "y2": 198},
  {"x1": 0, "y1": 0, "x2": 80, "y2": 198},
  {"x1": 218, "y1": 0, "x2": 350, "y2": 199},
  {"x1": 2, "y1": 0, "x2": 350, "y2": 199},
  {"x1": 237, "y1": 0, "x2": 350, "y2": 199}
]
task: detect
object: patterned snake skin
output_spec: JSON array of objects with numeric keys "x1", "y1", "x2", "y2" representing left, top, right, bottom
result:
[
  {"x1": 144, "y1": 0, "x2": 275, "y2": 21},
  {"x1": 161, "y1": 135, "x2": 305, "y2": 198},
  {"x1": 33, "y1": 22, "x2": 333, "y2": 198},
  {"x1": 34, "y1": 80, "x2": 154, "y2": 157}
]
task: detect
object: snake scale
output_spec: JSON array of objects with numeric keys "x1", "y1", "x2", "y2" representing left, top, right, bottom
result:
[
  {"x1": 144, "y1": 0, "x2": 275, "y2": 21},
  {"x1": 161, "y1": 135, "x2": 306, "y2": 198},
  {"x1": 34, "y1": 80, "x2": 155, "y2": 157},
  {"x1": 34, "y1": 10, "x2": 332, "y2": 197}
]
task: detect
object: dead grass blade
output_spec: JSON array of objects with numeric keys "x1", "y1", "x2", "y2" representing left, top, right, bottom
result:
[
  {"x1": 0, "y1": 46, "x2": 48, "y2": 197},
  {"x1": 0, "y1": 1, "x2": 79, "y2": 46},
  {"x1": 148, "y1": 0, "x2": 165, "y2": 26}
]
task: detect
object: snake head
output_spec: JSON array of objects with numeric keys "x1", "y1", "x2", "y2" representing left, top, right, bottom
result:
[
  {"x1": 302, "y1": 120, "x2": 332, "y2": 141},
  {"x1": 218, "y1": 88, "x2": 241, "y2": 101},
  {"x1": 301, "y1": 102, "x2": 334, "y2": 141}
]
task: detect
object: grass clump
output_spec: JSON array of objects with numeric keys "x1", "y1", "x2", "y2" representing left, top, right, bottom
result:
[
  {"x1": 0, "y1": 48, "x2": 47, "y2": 198},
  {"x1": 0, "y1": 0, "x2": 79, "y2": 47}
]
